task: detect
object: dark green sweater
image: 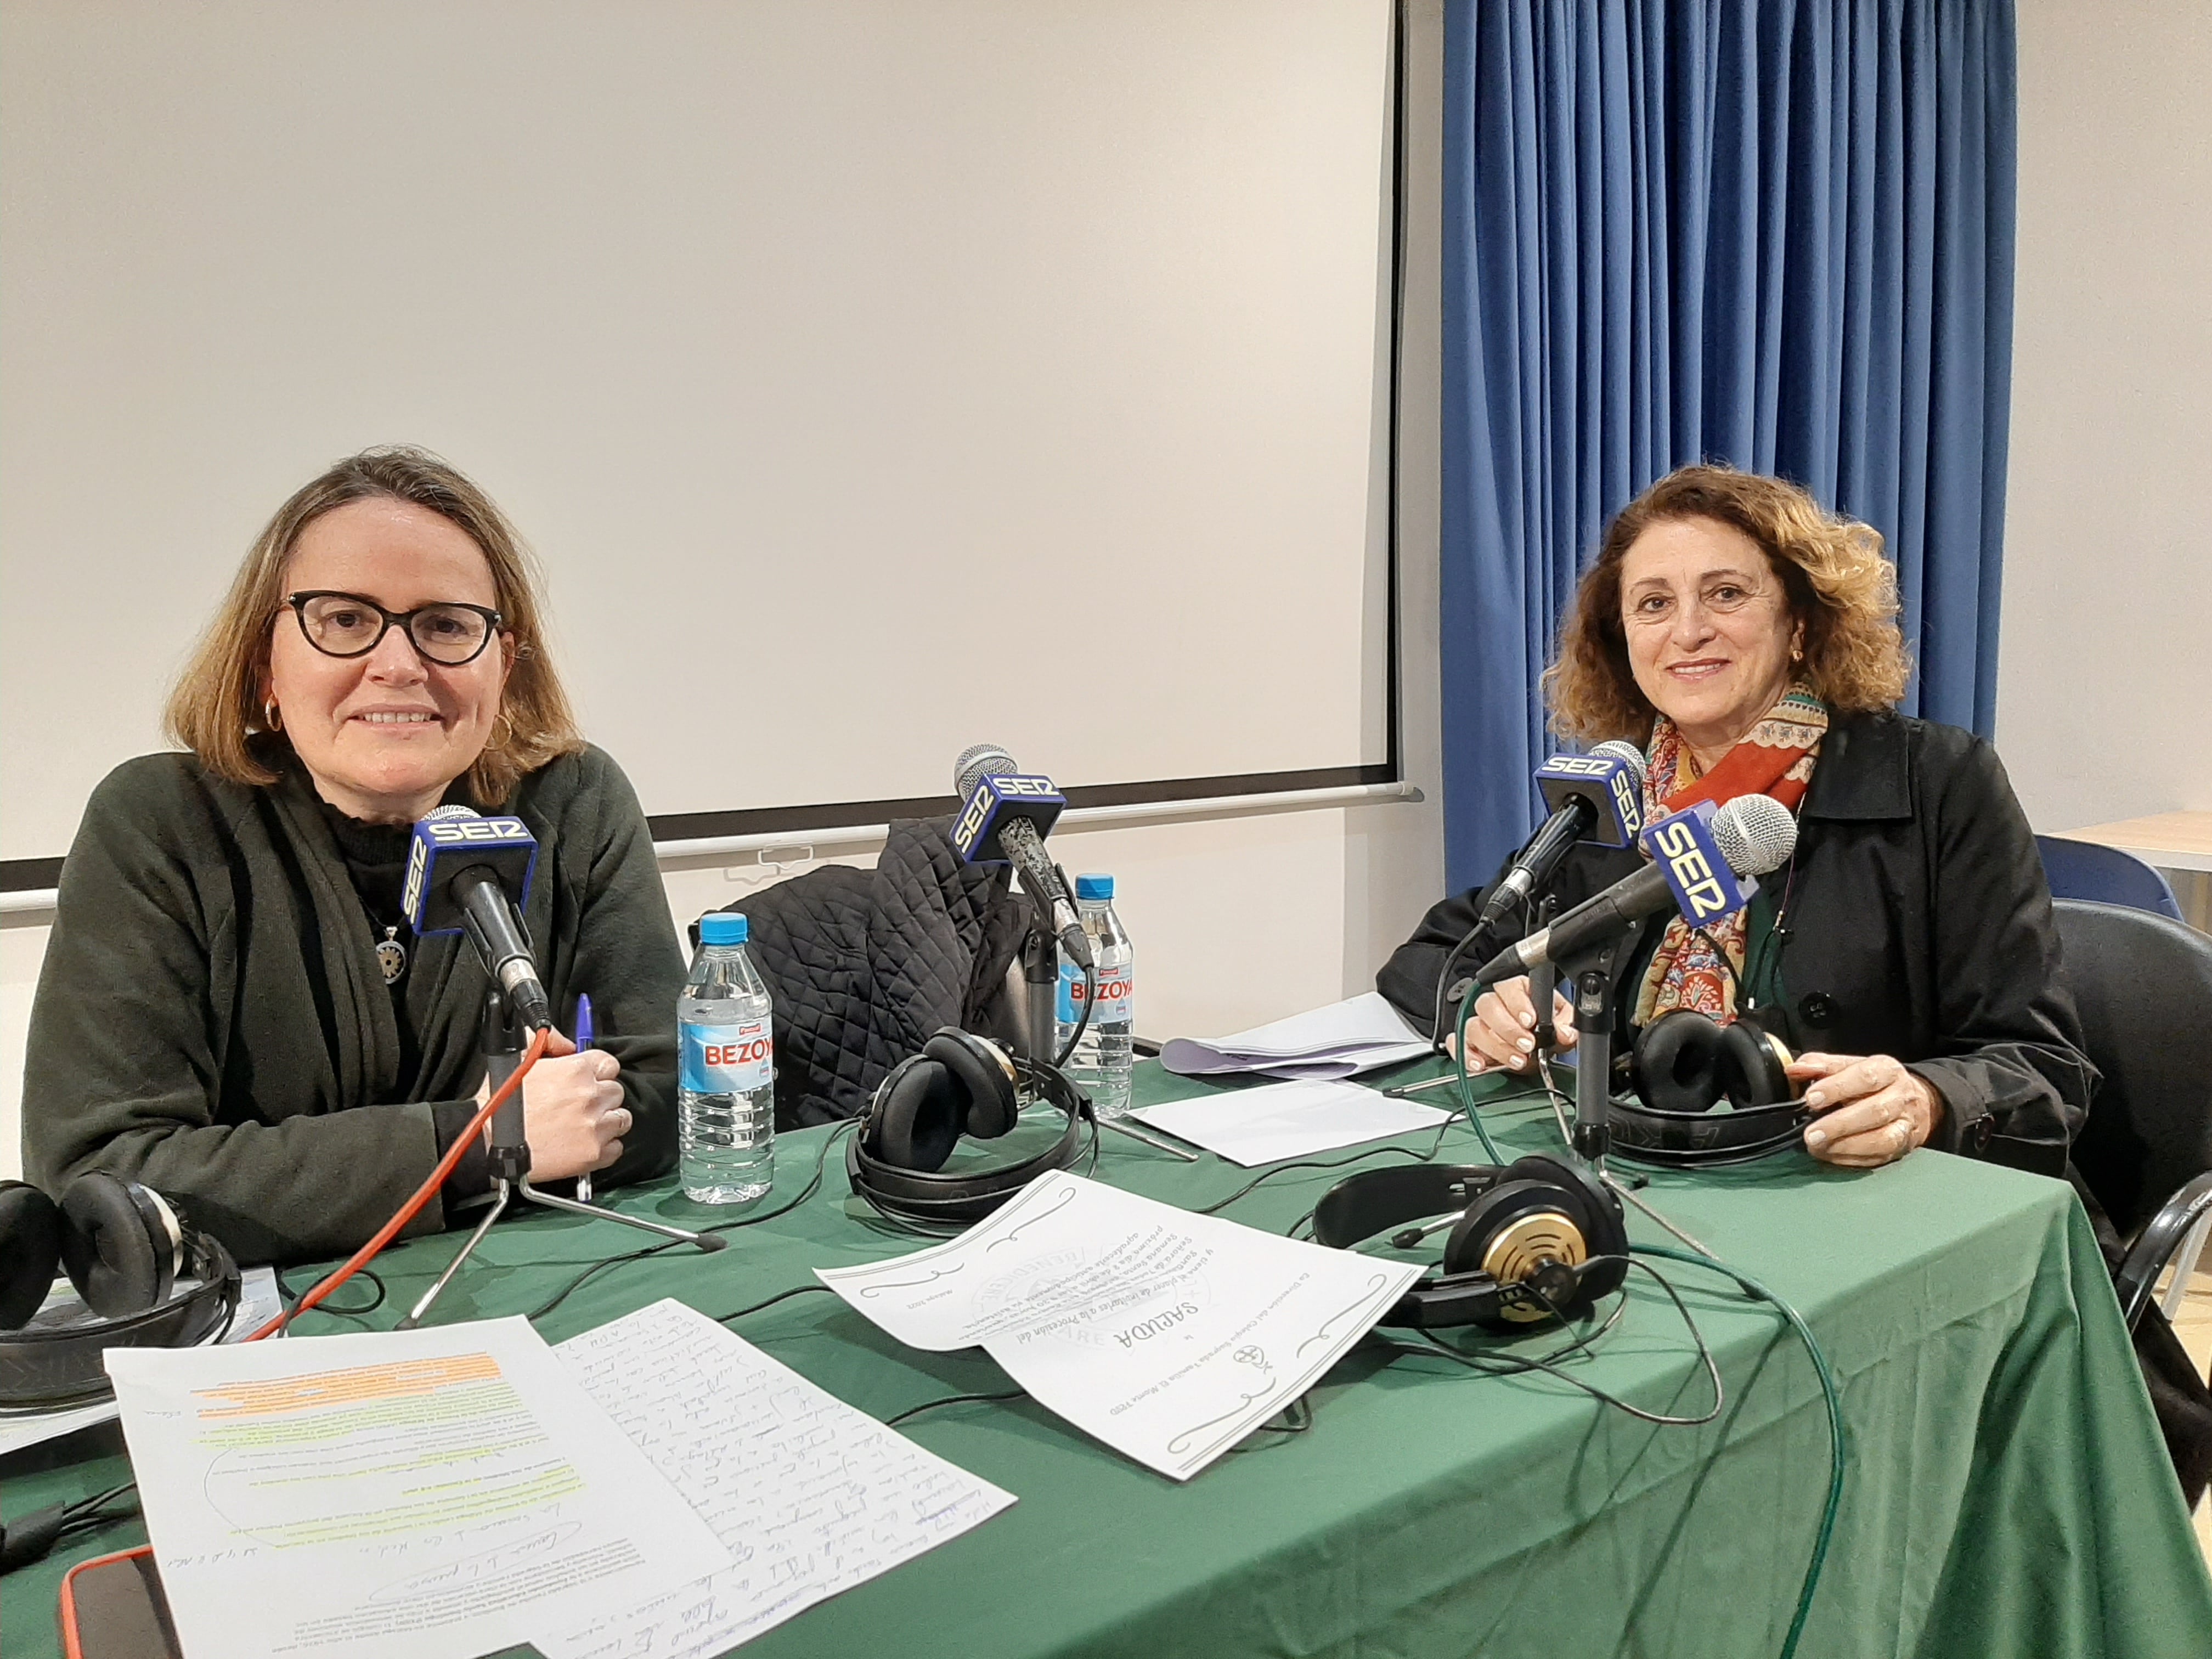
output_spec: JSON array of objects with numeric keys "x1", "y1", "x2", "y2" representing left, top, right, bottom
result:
[{"x1": 21, "y1": 740, "x2": 685, "y2": 1264}]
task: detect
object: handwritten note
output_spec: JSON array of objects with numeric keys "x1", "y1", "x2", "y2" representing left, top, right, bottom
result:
[
  {"x1": 818, "y1": 1173, "x2": 1423, "y2": 1480},
  {"x1": 541, "y1": 1299, "x2": 1015, "y2": 1659}
]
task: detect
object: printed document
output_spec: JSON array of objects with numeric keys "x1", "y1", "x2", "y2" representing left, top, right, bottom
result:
[
  {"x1": 1158, "y1": 991, "x2": 1433, "y2": 1080},
  {"x1": 1132, "y1": 1076, "x2": 1449, "y2": 1166},
  {"x1": 105, "y1": 1316, "x2": 728, "y2": 1659},
  {"x1": 818, "y1": 1172, "x2": 1422, "y2": 1480},
  {"x1": 542, "y1": 1299, "x2": 1015, "y2": 1658}
]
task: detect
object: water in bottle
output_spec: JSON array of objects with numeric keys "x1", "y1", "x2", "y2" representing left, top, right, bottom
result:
[
  {"x1": 678, "y1": 912, "x2": 775, "y2": 1203},
  {"x1": 1056, "y1": 873, "x2": 1134, "y2": 1117}
]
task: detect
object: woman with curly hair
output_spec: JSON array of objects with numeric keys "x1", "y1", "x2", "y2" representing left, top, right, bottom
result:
[{"x1": 1379, "y1": 464, "x2": 2093, "y2": 1173}]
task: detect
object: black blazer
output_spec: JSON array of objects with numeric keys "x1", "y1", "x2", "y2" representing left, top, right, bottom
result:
[{"x1": 1376, "y1": 711, "x2": 2096, "y2": 1176}]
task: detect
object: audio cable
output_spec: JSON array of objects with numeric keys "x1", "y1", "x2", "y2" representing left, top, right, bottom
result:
[
  {"x1": 1193, "y1": 1081, "x2": 1554, "y2": 1222},
  {"x1": 1525, "y1": 1053, "x2": 1843, "y2": 1659},
  {"x1": 274, "y1": 1263, "x2": 389, "y2": 1321},
  {"x1": 1630, "y1": 1244, "x2": 1844, "y2": 1659},
  {"x1": 250, "y1": 1025, "x2": 554, "y2": 1338},
  {"x1": 526, "y1": 1120, "x2": 859, "y2": 1323},
  {"x1": 1452, "y1": 988, "x2": 1510, "y2": 1165},
  {"x1": 1, "y1": 1481, "x2": 139, "y2": 1576},
  {"x1": 1382, "y1": 1254, "x2": 1724, "y2": 1427}
]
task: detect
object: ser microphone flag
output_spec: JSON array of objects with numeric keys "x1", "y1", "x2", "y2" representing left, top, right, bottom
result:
[
  {"x1": 403, "y1": 804, "x2": 553, "y2": 1030},
  {"x1": 1472, "y1": 793, "x2": 1797, "y2": 987},
  {"x1": 1479, "y1": 741, "x2": 1650, "y2": 930},
  {"x1": 949, "y1": 743, "x2": 1092, "y2": 970}
]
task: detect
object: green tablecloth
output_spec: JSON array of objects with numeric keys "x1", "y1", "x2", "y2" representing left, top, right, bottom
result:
[{"x1": 7, "y1": 1061, "x2": 2210, "y2": 1657}]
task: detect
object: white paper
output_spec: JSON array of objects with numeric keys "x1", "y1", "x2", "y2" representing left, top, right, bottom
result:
[
  {"x1": 541, "y1": 1299, "x2": 1014, "y2": 1659},
  {"x1": 105, "y1": 1316, "x2": 730, "y2": 1659},
  {"x1": 1130, "y1": 1077, "x2": 1449, "y2": 1167},
  {"x1": 1158, "y1": 991, "x2": 1433, "y2": 1080},
  {"x1": 817, "y1": 1172, "x2": 1421, "y2": 1480},
  {"x1": 0, "y1": 1266, "x2": 284, "y2": 1458}
]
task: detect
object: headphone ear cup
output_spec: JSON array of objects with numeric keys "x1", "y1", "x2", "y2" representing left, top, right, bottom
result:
[
  {"x1": 59, "y1": 1175, "x2": 177, "y2": 1319},
  {"x1": 1633, "y1": 1009, "x2": 1729, "y2": 1114},
  {"x1": 1439, "y1": 1178, "x2": 1552, "y2": 1278},
  {"x1": 0, "y1": 1181, "x2": 65, "y2": 1329},
  {"x1": 1717, "y1": 1020, "x2": 1792, "y2": 1107},
  {"x1": 870, "y1": 1058, "x2": 967, "y2": 1174},
  {"x1": 1441, "y1": 1156, "x2": 1627, "y2": 1327},
  {"x1": 924, "y1": 1030, "x2": 1019, "y2": 1141}
]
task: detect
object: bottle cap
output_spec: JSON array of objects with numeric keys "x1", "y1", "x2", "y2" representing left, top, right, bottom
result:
[
  {"x1": 1074, "y1": 873, "x2": 1114, "y2": 901},
  {"x1": 699, "y1": 912, "x2": 749, "y2": 946}
]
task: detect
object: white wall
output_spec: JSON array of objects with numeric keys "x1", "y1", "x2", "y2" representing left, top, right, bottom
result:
[
  {"x1": 0, "y1": 2, "x2": 1446, "y2": 1183},
  {"x1": 1, "y1": 0, "x2": 1402, "y2": 856},
  {"x1": 1999, "y1": 0, "x2": 2212, "y2": 832}
]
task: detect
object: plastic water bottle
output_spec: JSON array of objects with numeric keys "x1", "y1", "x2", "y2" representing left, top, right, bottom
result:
[
  {"x1": 1056, "y1": 873, "x2": 1134, "y2": 1118},
  {"x1": 678, "y1": 913, "x2": 775, "y2": 1203}
]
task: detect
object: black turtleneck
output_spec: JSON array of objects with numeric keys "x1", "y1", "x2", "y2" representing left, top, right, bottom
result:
[
  {"x1": 311, "y1": 798, "x2": 504, "y2": 1201},
  {"x1": 315, "y1": 799, "x2": 426, "y2": 1087}
]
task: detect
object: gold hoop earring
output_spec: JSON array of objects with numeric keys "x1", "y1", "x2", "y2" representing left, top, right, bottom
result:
[
  {"x1": 489, "y1": 710, "x2": 515, "y2": 750},
  {"x1": 263, "y1": 699, "x2": 283, "y2": 732}
]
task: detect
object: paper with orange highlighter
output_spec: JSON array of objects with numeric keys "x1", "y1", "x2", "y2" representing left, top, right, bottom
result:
[{"x1": 103, "y1": 1316, "x2": 728, "y2": 1659}]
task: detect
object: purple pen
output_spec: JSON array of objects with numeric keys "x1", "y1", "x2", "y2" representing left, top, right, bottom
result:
[{"x1": 574, "y1": 992, "x2": 596, "y2": 1200}]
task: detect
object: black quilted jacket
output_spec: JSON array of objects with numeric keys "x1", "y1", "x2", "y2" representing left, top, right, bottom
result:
[{"x1": 696, "y1": 816, "x2": 1030, "y2": 1128}]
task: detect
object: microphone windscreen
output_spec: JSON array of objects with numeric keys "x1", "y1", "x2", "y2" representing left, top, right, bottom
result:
[
  {"x1": 953, "y1": 742, "x2": 1020, "y2": 801},
  {"x1": 1711, "y1": 793, "x2": 1798, "y2": 876},
  {"x1": 1589, "y1": 738, "x2": 1649, "y2": 795}
]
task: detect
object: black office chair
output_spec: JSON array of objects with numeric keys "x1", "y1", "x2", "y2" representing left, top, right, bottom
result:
[{"x1": 2052, "y1": 900, "x2": 2212, "y2": 1329}]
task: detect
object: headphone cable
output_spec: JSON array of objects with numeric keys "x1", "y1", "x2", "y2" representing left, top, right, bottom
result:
[
  {"x1": 885, "y1": 1387, "x2": 1029, "y2": 1428},
  {"x1": 1519, "y1": 1062, "x2": 1842, "y2": 1659},
  {"x1": 715, "y1": 1283, "x2": 836, "y2": 1325},
  {"x1": 1427, "y1": 893, "x2": 1520, "y2": 1062},
  {"x1": 1451, "y1": 991, "x2": 1509, "y2": 1164},
  {"x1": 525, "y1": 1120, "x2": 857, "y2": 1323},
  {"x1": 1197, "y1": 1078, "x2": 1555, "y2": 1222},
  {"x1": 1629, "y1": 1244, "x2": 1844, "y2": 1659},
  {"x1": 1389, "y1": 1255, "x2": 1725, "y2": 1428}
]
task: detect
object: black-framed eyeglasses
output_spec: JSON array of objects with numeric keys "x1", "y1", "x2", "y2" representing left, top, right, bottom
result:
[{"x1": 283, "y1": 591, "x2": 505, "y2": 667}]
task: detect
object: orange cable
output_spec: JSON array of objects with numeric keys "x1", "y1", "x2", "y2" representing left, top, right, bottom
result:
[{"x1": 246, "y1": 1025, "x2": 552, "y2": 1340}]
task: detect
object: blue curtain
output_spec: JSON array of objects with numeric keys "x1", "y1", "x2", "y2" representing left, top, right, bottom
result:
[{"x1": 1440, "y1": 0, "x2": 2017, "y2": 891}]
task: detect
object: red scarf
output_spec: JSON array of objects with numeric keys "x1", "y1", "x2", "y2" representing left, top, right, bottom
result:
[{"x1": 1633, "y1": 684, "x2": 1825, "y2": 1025}]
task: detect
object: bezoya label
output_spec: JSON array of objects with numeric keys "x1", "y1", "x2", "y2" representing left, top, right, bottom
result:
[
  {"x1": 680, "y1": 1018, "x2": 773, "y2": 1093},
  {"x1": 1057, "y1": 962, "x2": 1132, "y2": 1025}
]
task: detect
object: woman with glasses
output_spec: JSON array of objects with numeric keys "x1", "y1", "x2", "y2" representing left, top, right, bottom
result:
[{"x1": 21, "y1": 447, "x2": 681, "y2": 1263}]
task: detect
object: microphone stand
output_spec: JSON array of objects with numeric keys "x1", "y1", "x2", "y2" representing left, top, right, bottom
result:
[
  {"x1": 399, "y1": 985, "x2": 724, "y2": 1329},
  {"x1": 1545, "y1": 921, "x2": 1638, "y2": 1177}
]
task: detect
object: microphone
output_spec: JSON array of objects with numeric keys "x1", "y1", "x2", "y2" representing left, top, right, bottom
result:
[
  {"x1": 402, "y1": 805, "x2": 554, "y2": 1030},
  {"x1": 1471, "y1": 794, "x2": 1797, "y2": 987},
  {"x1": 949, "y1": 743, "x2": 1094, "y2": 972},
  {"x1": 1478, "y1": 741, "x2": 1650, "y2": 930}
]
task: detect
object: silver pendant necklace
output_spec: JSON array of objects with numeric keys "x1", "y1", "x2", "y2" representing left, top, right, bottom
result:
[{"x1": 376, "y1": 925, "x2": 408, "y2": 985}]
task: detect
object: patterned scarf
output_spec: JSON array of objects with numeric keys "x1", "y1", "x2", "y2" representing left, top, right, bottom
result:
[{"x1": 1632, "y1": 682, "x2": 1826, "y2": 1026}]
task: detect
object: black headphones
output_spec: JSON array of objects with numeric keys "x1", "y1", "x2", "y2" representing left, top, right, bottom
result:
[
  {"x1": 846, "y1": 1028, "x2": 1093, "y2": 1228},
  {"x1": 0, "y1": 1175, "x2": 242, "y2": 1410},
  {"x1": 1606, "y1": 1008, "x2": 1810, "y2": 1168},
  {"x1": 1312, "y1": 1154, "x2": 1628, "y2": 1329}
]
